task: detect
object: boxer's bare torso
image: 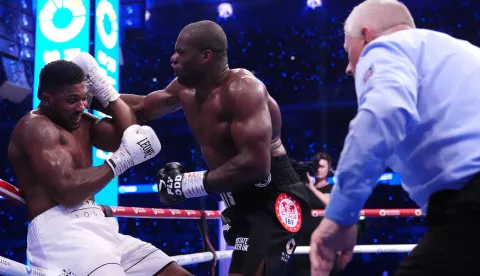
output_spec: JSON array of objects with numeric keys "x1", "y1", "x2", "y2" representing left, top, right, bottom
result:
[
  {"x1": 127, "y1": 68, "x2": 285, "y2": 175},
  {"x1": 8, "y1": 111, "x2": 118, "y2": 220},
  {"x1": 177, "y1": 69, "x2": 285, "y2": 169}
]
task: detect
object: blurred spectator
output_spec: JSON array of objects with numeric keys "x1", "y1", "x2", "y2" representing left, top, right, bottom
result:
[{"x1": 290, "y1": 152, "x2": 336, "y2": 276}]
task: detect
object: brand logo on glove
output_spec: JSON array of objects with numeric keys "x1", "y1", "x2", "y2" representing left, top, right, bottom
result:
[
  {"x1": 137, "y1": 137, "x2": 155, "y2": 158},
  {"x1": 165, "y1": 176, "x2": 184, "y2": 196},
  {"x1": 85, "y1": 73, "x2": 95, "y2": 87},
  {"x1": 275, "y1": 193, "x2": 302, "y2": 232}
]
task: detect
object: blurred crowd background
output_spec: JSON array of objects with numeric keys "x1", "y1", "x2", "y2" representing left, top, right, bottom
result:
[{"x1": 0, "y1": 0, "x2": 479, "y2": 275}]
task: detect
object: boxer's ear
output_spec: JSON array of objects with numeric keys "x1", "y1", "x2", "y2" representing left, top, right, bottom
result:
[
  {"x1": 39, "y1": 92, "x2": 53, "y2": 107},
  {"x1": 201, "y1": 50, "x2": 213, "y2": 63}
]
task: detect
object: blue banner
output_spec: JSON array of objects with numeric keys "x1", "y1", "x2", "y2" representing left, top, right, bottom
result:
[
  {"x1": 33, "y1": 0, "x2": 91, "y2": 108},
  {"x1": 93, "y1": 0, "x2": 120, "y2": 206}
]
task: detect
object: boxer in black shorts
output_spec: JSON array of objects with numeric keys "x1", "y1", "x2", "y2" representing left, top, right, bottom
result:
[
  {"x1": 91, "y1": 20, "x2": 312, "y2": 276},
  {"x1": 219, "y1": 154, "x2": 311, "y2": 275}
]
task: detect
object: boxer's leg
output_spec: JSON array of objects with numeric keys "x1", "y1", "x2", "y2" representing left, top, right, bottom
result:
[
  {"x1": 88, "y1": 263, "x2": 127, "y2": 276},
  {"x1": 227, "y1": 211, "x2": 272, "y2": 276},
  {"x1": 227, "y1": 199, "x2": 298, "y2": 276},
  {"x1": 27, "y1": 204, "x2": 122, "y2": 275},
  {"x1": 117, "y1": 233, "x2": 192, "y2": 276}
]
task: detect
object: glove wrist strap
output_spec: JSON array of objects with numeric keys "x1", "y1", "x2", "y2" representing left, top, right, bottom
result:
[
  {"x1": 106, "y1": 148, "x2": 134, "y2": 177},
  {"x1": 182, "y1": 171, "x2": 209, "y2": 198}
]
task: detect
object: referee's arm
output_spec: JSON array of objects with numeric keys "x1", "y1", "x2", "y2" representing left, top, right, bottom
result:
[{"x1": 325, "y1": 40, "x2": 420, "y2": 226}]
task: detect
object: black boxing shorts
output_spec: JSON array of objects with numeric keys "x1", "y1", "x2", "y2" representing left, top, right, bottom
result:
[{"x1": 220, "y1": 155, "x2": 312, "y2": 276}]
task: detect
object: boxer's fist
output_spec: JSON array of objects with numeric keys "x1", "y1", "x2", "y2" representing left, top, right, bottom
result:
[
  {"x1": 157, "y1": 162, "x2": 186, "y2": 204},
  {"x1": 106, "y1": 125, "x2": 161, "y2": 177},
  {"x1": 71, "y1": 52, "x2": 119, "y2": 108},
  {"x1": 157, "y1": 163, "x2": 209, "y2": 205}
]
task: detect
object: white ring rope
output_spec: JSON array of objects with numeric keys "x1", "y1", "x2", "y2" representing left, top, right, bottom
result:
[{"x1": 0, "y1": 244, "x2": 417, "y2": 276}]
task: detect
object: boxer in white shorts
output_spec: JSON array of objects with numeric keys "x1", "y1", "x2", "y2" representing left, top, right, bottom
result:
[
  {"x1": 26, "y1": 201, "x2": 177, "y2": 275},
  {"x1": 8, "y1": 54, "x2": 192, "y2": 275}
]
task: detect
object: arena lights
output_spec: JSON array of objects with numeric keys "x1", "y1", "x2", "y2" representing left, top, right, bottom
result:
[
  {"x1": 145, "y1": 10, "x2": 151, "y2": 21},
  {"x1": 218, "y1": 3, "x2": 233, "y2": 19},
  {"x1": 307, "y1": 0, "x2": 322, "y2": 9}
]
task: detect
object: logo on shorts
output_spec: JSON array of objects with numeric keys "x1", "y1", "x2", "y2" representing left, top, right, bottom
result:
[
  {"x1": 254, "y1": 174, "x2": 271, "y2": 188},
  {"x1": 0, "y1": 258, "x2": 10, "y2": 267},
  {"x1": 275, "y1": 193, "x2": 302, "y2": 232},
  {"x1": 234, "y1": 237, "x2": 249, "y2": 252},
  {"x1": 59, "y1": 268, "x2": 77, "y2": 276},
  {"x1": 286, "y1": 238, "x2": 296, "y2": 255},
  {"x1": 281, "y1": 238, "x2": 296, "y2": 263}
]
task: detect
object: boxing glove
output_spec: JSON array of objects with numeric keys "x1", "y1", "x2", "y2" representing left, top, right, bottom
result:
[
  {"x1": 106, "y1": 125, "x2": 161, "y2": 177},
  {"x1": 221, "y1": 207, "x2": 239, "y2": 246},
  {"x1": 71, "y1": 52, "x2": 119, "y2": 108},
  {"x1": 157, "y1": 162, "x2": 209, "y2": 205}
]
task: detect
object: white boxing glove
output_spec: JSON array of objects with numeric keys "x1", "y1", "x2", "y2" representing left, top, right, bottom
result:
[
  {"x1": 106, "y1": 125, "x2": 162, "y2": 177},
  {"x1": 71, "y1": 52, "x2": 119, "y2": 108}
]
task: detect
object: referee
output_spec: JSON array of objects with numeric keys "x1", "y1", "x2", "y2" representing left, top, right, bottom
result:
[{"x1": 310, "y1": 1, "x2": 480, "y2": 276}]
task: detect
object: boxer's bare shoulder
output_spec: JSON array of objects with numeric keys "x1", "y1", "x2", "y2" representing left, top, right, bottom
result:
[
  {"x1": 8, "y1": 111, "x2": 93, "y2": 219},
  {"x1": 226, "y1": 68, "x2": 285, "y2": 155}
]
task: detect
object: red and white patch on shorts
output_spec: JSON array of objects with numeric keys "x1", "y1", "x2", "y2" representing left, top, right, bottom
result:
[{"x1": 275, "y1": 193, "x2": 302, "y2": 232}]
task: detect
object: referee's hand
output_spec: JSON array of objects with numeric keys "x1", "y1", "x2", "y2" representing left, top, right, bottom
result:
[{"x1": 310, "y1": 218, "x2": 357, "y2": 276}]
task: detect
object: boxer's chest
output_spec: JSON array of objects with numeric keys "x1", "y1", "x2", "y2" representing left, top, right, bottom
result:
[
  {"x1": 58, "y1": 123, "x2": 92, "y2": 169},
  {"x1": 179, "y1": 89, "x2": 236, "y2": 161}
]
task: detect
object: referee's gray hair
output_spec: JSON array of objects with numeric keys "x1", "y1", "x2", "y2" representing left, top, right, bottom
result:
[{"x1": 344, "y1": 0, "x2": 415, "y2": 37}]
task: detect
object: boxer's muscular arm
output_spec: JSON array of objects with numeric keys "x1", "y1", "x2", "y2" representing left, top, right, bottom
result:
[
  {"x1": 90, "y1": 80, "x2": 182, "y2": 123},
  {"x1": 24, "y1": 117, "x2": 114, "y2": 208},
  {"x1": 205, "y1": 77, "x2": 272, "y2": 193},
  {"x1": 123, "y1": 87, "x2": 181, "y2": 122},
  {"x1": 86, "y1": 99, "x2": 137, "y2": 152}
]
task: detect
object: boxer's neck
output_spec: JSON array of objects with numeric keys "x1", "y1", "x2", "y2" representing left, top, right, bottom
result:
[
  {"x1": 194, "y1": 64, "x2": 229, "y2": 97},
  {"x1": 38, "y1": 104, "x2": 69, "y2": 131}
]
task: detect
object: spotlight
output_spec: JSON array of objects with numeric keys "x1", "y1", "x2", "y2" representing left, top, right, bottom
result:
[
  {"x1": 145, "y1": 10, "x2": 150, "y2": 21},
  {"x1": 307, "y1": 0, "x2": 322, "y2": 9},
  {"x1": 218, "y1": 3, "x2": 233, "y2": 19}
]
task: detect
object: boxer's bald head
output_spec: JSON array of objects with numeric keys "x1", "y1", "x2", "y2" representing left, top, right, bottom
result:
[
  {"x1": 180, "y1": 20, "x2": 228, "y2": 62},
  {"x1": 172, "y1": 20, "x2": 228, "y2": 86},
  {"x1": 343, "y1": 0, "x2": 415, "y2": 76}
]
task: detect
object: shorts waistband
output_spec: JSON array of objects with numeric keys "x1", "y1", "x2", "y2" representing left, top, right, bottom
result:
[
  {"x1": 271, "y1": 154, "x2": 302, "y2": 186},
  {"x1": 27, "y1": 201, "x2": 104, "y2": 243}
]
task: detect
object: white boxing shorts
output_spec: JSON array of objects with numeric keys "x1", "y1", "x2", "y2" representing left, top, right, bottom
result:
[{"x1": 26, "y1": 201, "x2": 175, "y2": 276}]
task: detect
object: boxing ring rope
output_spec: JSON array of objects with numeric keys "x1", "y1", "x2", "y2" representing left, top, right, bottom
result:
[
  {"x1": 0, "y1": 179, "x2": 420, "y2": 276},
  {"x1": 0, "y1": 244, "x2": 418, "y2": 276}
]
